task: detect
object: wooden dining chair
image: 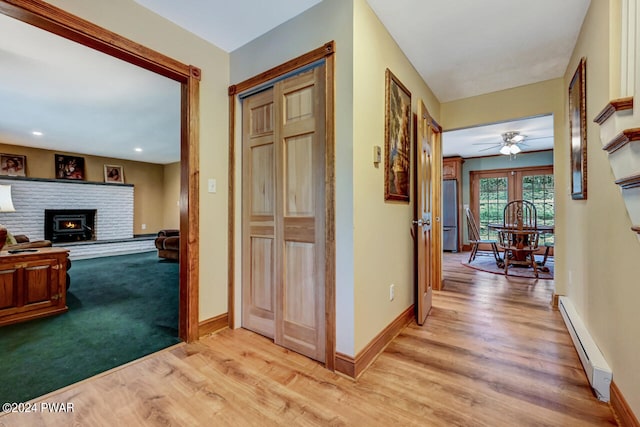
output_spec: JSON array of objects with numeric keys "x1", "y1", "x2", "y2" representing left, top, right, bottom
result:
[
  {"x1": 465, "y1": 207, "x2": 503, "y2": 266},
  {"x1": 497, "y1": 228, "x2": 540, "y2": 277},
  {"x1": 503, "y1": 199, "x2": 537, "y2": 229},
  {"x1": 500, "y1": 200, "x2": 540, "y2": 277}
]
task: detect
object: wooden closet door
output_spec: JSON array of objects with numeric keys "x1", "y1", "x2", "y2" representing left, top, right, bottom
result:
[
  {"x1": 242, "y1": 65, "x2": 326, "y2": 362},
  {"x1": 242, "y1": 88, "x2": 276, "y2": 338},
  {"x1": 274, "y1": 67, "x2": 326, "y2": 362}
]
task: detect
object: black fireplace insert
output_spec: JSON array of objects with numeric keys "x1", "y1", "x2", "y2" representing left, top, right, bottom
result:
[{"x1": 45, "y1": 209, "x2": 96, "y2": 243}]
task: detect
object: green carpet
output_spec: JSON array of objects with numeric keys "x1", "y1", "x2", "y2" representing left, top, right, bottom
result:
[{"x1": 0, "y1": 251, "x2": 180, "y2": 404}]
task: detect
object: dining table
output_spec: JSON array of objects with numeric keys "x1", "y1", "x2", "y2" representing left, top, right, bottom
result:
[
  {"x1": 487, "y1": 223, "x2": 554, "y2": 234},
  {"x1": 487, "y1": 223, "x2": 554, "y2": 271}
]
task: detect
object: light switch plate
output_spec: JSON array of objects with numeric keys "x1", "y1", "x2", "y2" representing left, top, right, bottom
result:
[
  {"x1": 208, "y1": 178, "x2": 216, "y2": 193},
  {"x1": 373, "y1": 145, "x2": 381, "y2": 165}
]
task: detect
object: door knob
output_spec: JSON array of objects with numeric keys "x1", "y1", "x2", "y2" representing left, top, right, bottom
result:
[
  {"x1": 425, "y1": 219, "x2": 431, "y2": 226},
  {"x1": 412, "y1": 219, "x2": 424, "y2": 226}
]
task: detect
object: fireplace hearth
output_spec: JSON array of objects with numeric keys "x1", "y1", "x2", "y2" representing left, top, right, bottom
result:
[{"x1": 45, "y1": 209, "x2": 96, "y2": 243}]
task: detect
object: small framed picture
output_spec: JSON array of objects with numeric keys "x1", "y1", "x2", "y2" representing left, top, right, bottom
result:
[
  {"x1": 0, "y1": 154, "x2": 26, "y2": 177},
  {"x1": 56, "y1": 154, "x2": 85, "y2": 180},
  {"x1": 104, "y1": 164, "x2": 124, "y2": 183}
]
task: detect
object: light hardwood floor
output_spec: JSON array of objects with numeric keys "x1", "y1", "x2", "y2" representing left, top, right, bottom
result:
[{"x1": 0, "y1": 252, "x2": 617, "y2": 426}]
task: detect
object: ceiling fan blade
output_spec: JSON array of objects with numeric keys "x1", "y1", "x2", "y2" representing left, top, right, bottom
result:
[
  {"x1": 523, "y1": 135, "x2": 553, "y2": 141},
  {"x1": 478, "y1": 145, "x2": 500, "y2": 152},
  {"x1": 472, "y1": 142, "x2": 503, "y2": 145}
]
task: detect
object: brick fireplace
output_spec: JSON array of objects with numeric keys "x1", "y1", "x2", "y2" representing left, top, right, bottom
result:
[{"x1": 0, "y1": 178, "x2": 134, "y2": 241}]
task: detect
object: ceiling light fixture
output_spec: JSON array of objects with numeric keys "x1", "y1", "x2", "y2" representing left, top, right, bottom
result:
[
  {"x1": 32, "y1": 131, "x2": 43, "y2": 136},
  {"x1": 499, "y1": 131, "x2": 525, "y2": 157},
  {"x1": 134, "y1": 148, "x2": 143, "y2": 152}
]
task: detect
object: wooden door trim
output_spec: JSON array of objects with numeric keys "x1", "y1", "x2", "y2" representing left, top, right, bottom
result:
[
  {"x1": 229, "y1": 42, "x2": 334, "y2": 96},
  {"x1": 430, "y1": 117, "x2": 443, "y2": 291},
  {"x1": 1, "y1": 0, "x2": 200, "y2": 342},
  {"x1": 229, "y1": 42, "x2": 336, "y2": 370}
]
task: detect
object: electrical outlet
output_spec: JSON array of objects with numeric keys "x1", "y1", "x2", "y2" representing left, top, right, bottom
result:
[
  {"x1": 389, "y1": 284, "x2": 395, "y2": 301},
  {"x1": 141, "y1": 224, "x2": 146, "y2": 230}
]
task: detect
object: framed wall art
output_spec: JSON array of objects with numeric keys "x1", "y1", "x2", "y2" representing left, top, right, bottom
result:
[
  {"x1": 384, "y1": 68, "x2": 412, "y2": 202},
  {"x1": 569, "y1": 57, "x2": 587, "y2": 200},
  {"x1": 0, "y1": 154, "x2": 26, "y2": 177},
  {"x1": 56, "y1": 154, "x2": 85, "y2": 180},
  {"x1": 104, "y1": 164, "x2": 124, "y2": 183}
]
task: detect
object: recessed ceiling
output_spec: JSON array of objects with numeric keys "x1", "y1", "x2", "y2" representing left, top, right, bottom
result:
[
  {"x1": 442, "y1": 115, "x2": 554, "y2": 158},
  {"x1": 0, "y1": 13, "x2": 181, "y2": 164}
]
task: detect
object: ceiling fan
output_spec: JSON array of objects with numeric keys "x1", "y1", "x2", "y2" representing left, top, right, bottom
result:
[{"x1": 473, "y1": 131, "x2": 540, "y2": 156}]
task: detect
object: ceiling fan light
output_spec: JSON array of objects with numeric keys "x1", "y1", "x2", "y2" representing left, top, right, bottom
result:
[
  {"x1": 511, "y1": 134, "x2": 525, "y2": 143},
  {"x1": 500, "y1": 145, "x2": 511, "y2": 155},
  {"x1": 510, "y1": 144, "x2": 521, "y2": 154}
]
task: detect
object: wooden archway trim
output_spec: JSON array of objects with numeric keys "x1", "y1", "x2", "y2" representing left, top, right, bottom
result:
[
  {"x1": 228, "y1": 41, "x2": 336, "y2": 370},
  {"x1": 0, "y1": 0, "x2": 201, "y2": 342}
]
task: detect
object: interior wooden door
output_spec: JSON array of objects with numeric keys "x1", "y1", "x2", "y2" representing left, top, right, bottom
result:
[
  {"x1": 242, "y1": 88, "x2": 276, "y2": 339},
  {"x1": 415, "y1": 100, "x2": 433, "y2": 325},
  {"x1": 242, "y1": 65, "x2": 326, "y2": 362}
]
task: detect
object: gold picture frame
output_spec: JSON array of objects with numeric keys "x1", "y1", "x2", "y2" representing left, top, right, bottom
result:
[
  {"x1": 384, "y1": 68, "x2": 411, "y2": 202},
  {"x1": 0, "y1": 154, "x2": 26, "y2": 177},
  {"x1": 104, "y1": 164, "x2": 124, "y2": 183},
  {"x1": 569, "y1": 57, "x2": 587, "y2": 200}
]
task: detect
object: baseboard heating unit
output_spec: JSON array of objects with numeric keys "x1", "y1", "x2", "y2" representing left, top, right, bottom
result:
[{"x1": 558, "y1": 296, "x2": 612, "y2": 402}]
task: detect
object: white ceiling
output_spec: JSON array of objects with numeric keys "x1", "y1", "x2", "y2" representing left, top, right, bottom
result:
[
  {"x1": 367, "y1": 0, "x2": 591, "y2": 102},
  {"x1": 133, "y1": 0, "x2": 323, "y2": 52},
  {"x1": 0, "y1": 0, "x2": 591, "y2": 163}
]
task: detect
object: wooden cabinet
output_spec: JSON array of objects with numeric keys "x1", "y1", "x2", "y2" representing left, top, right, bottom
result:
[
  {"x1": 443, "y1": 156, "x2": 463, "y2": 180},
  {"x1": 0, "y1": 247, "x2": 69, "y2": 327}
]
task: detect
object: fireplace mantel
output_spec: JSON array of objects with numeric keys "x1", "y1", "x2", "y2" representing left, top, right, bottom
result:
[{"x1": 0, "y1": 175, "x2": 133, "y2": 187}]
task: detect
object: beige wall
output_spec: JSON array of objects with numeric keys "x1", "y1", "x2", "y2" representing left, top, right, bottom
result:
[
  {"x1": 162, "y1": 162, "x2": 180, "y2": 230},
  {"x1": 564, "y1": 0, "x2": 640, "y2": 415},
  {"x1": 45, "y1": 0, "x2": 231, "y2": 321},
  {"x1": 352, "y1": 0, "x2": 440, "y2": 354},
  {"x1": 0, "y1": 141, "x2": 170, "y2": 234}
]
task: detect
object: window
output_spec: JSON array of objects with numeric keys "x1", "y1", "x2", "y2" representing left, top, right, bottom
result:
[{"x1": 471, "y1": 166, "x2": 554, "y2": 245}]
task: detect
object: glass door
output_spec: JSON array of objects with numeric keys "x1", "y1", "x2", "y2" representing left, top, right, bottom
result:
[{"x1": 471, "y1": 166, "x2": 554, "y2": 246}]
